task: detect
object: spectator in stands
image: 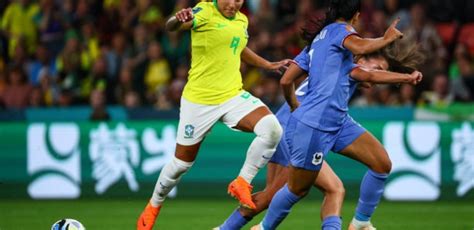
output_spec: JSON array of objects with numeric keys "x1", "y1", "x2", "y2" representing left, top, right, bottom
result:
[
  {"x1": 378, "y1": 85, "x2": 398, "y2": 105},
  {"x1": 80, "y1": 19, "x2": 100, "y2": 64},
  {"x1": 124, "y1": 91, "x2": 141, "y2": 109},
  {"x1": 106, "y1": 32, "x2": 130, "y2": 79},
  {"x1": 161, "y1": 30, "x2": 190, "y2": 71},
  {"x1": 117, "y1": 0, "x2": 137, "y2": 32},
  {"x1": 27, "y1": 44, "x2": 56, "y2": 86},
  {"x1": 364, "y1": 9, "x2": 387, "y2": 37},
  {"x1": 56, "y1": 29, "x2": 89, "y2": 98},
  {"x1": 74, "y1": 0, "x2": 91, "y2": 25},
  {"x1": 155, "y1": 89, "x2": 172, "y2": 110},
  {"x1": 137, "y1": 0, "x2": 164, "y2": 32},
  {"x1": 1, "y1": 66, "x2": 32, "y2": 109},
  {"x1": 128, "y1": 24, "x2": 150, "y2": 101},
  {"x1": 449, "y1": 43, "x2": 473, "y2": 102},
  {"x1": 38, "y1": 69, "x2": 57, "y2": 106},
  {"x1": 397, "y1": 84, "x2": 416, "y2": 106},
  {"x1": 419, "y1": 73, "x2": 454, "y2": 107},
  {"x1": 167, "y1": 63, "x2": 187, "y2": 107},
  {"x1": 89, "y1": 89, "x2": 110, "y2": 121},
  {"x1": 81, "y1": 56, "x2": 111, "y2": 104},
  {"x1": 351, "y1": 86, "x2": 379, "y2": 107},
  {"x1": 0, "y1": 69, "x2": 6, "y2": 100},
  {"x1": 29, "y1": 86, "x2": 45, "y2": 107},
  {"x1": 383, "y1": 0, "x2": 410, "y2": 31},
  {"x1": 254, "y1": 75, "x2": 283, "y2": 107},
  {"x1": 404, "y1": 2, "x2": 447, "y2": 77},
  {"x1": 57, "y1": 89, "x2": 74, "y2": 107},
  {"x1": 144, "y1": 41, "x2": 171, "y2": 105},
  {"x1": 1, "y1": 0, "x2": 39, "y2": 57},
  {"x1": 35, "y1": 0, "x2": 65, "y2": 57},
  {"x1": 8, "y1": 40, "x2": 29, "y2": 72},
  {"x1": 115, "y1": 67, "x2": 135, "y2": 105}
]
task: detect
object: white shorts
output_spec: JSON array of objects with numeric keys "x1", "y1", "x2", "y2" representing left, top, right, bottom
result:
[{"x1": 176, "y1": 91, "x2": 266, "y2": 146}]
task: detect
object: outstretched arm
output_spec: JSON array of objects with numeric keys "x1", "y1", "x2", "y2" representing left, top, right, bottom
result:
[
  {"x1": 350, "y1": 67, "x2": 423, "y2": 85},
  {"x1": 281, "y1": 63, "x2": 307, "y2": 111},
  {"x1": 241, "y1": 47, "x2": 292, "y2": 73},
  {"x1": 344, "y1": 19, "x2": 403, "y2": 55},
  {"x1": 165, "y1": 8, "x2": 194, "y2": 31}
]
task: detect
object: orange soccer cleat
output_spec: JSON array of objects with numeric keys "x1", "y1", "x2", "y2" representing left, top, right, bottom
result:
[
  {"x1": 137, "y1": 202, "x2": 161, "y2": 230},
  {"x1": 227, "y1": 176, "x2": 257, "y2": 209}
]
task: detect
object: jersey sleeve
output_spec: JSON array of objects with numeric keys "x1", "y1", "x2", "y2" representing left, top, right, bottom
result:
[
  {"x1": 192, "y1": 2, "x2": 212, "y2": 30},
  {"x1": 293, "y1": 47, "x2": 310, "y2": 72},
  {"x1": 334, "y1": 24, "x2": 359, "y2": 50}
]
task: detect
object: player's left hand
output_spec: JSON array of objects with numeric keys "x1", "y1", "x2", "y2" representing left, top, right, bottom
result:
[
  {"x1": 408, "y1": 70, "x2": 423, "y2": 85},
  {"x1": 268, "y1": 59, "x2": 295, "y2": 74},
  {"x1": 290, "y1": 101, "x2": 300, "y2": 112}
]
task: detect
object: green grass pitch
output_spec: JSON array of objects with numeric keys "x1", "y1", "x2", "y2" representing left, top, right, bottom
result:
[{"x1": 0, "y1": 199, "x2": 472, "y2": 229}]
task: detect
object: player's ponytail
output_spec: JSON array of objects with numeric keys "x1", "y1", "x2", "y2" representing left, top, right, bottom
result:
[
  {"x1": 383, "y1": 40, "x2": 426, "y2": 73},
  {"x1": 301, "y1": 0, "x2": 361, "y2": 45}
]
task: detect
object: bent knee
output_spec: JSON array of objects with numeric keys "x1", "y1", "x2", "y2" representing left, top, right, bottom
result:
[
  {"x1": 255, "y1": 115, "x2": 283, "y2": 145},
  {"x1": 372, "y1": 158, "x2": 392, "y2": 174},
  {"x1": 288, "y1": 185, "x2": 310, "y2": 198},
  {"x1": 329, "y1": 185, "x2": 345, "y2": 199},
  {"x1": 323, "y1": 181, "x2": 345, "y2": 199}
]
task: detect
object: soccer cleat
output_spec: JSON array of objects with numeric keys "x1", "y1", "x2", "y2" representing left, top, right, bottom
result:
[
  {"x1": 211, "y1": 227, "x2": 221, "y2": 230},
  {"x1": 137, "y1": 202, "x2": 161, "y2": 230},
  {"x1": 348, "y1": 218, "x2": 376, "y2": 230},
  {"x1": 227, "y1": 176, "x2": 257, "y2": 209}
]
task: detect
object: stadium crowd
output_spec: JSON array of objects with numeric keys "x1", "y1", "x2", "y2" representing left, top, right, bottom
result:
[{"x1": 1, "y1": 0, "x2": 474, "y2": 110}]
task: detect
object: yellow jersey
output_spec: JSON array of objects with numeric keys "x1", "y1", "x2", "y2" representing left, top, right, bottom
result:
[{"x1": 183, "y1": 1, "x2": 249, "y2": 105}]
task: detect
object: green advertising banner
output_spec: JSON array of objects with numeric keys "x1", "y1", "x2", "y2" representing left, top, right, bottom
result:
[{"x1": 0, "y1": 121, "x2": 473, "y2": 200}]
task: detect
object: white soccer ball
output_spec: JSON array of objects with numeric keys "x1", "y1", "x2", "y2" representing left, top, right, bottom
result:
[{"x1": 51, "y1": 218, "x2": 86, "y2": 230}]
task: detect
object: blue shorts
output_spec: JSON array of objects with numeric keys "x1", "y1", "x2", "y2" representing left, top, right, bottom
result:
[
  {"x1": 285, "y1": 116, "x2": 366, "y2": 171},
  {"x1": 269, "y1": 132, "x2": 290, "y2": 167}
]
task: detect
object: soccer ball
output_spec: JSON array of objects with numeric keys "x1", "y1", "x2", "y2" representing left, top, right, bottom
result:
[{"x1": 51, "y1": 218, "x2": 85, "y2": 230}]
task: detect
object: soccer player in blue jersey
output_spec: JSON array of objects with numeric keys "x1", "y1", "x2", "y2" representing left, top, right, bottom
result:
[
  {"x1": 250, "y1": 0, "x2": 424, "y2": 229},
  {"x1": 215, "y1": 42, "x2": 423, "y2": 230}
]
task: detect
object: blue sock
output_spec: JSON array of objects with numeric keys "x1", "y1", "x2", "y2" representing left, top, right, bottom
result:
[
  {"x1": 261, "y1": 184, "x2": 302, "y2": 230},
  {"x1": 355, "y1": 170, "x2": 388, "y2": 221},
  {"x1": 322, "y1": 216, "x2": 342, "y2": 230},
  {"x1": 219, "y1": 209, "x2": 251, "y2": 230}
]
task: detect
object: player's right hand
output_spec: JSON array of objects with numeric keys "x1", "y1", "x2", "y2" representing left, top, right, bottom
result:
[
  {"x1": 384, "y1": 18, "x2": 404, "y2": 42},
  {"x1": 175, "y1": 8, "x2": 194, "y2": 23}
]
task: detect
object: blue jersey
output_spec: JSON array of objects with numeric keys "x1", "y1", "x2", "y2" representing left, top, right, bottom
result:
[
  {"x1": 292, "y1": 22, "x2": 359, "y2": 131},
  {"x1": 275, "y1": 48, "x2": 310, "y2": 126}
]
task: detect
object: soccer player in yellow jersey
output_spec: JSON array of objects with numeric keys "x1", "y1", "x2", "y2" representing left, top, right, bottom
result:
[{"x1": 137, "y1": 0, "x2": 292, "y2": 229}]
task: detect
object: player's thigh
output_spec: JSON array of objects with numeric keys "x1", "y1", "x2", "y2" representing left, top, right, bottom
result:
[
  {"x1": 286, "y1": 117, "x2": 334, "y2": 172},
  {"x1": 220, "y1": 91, "x2": 271, "y2": 132},
  {"x1": 338, "y1": 131, "x2": 391, "y2": 173},
  {"x1": 176, "y1": 97, "x2": 221, "y2": 145},
  {"x1": 313, "y1": 161, "x2": 344, "y2": 195}
]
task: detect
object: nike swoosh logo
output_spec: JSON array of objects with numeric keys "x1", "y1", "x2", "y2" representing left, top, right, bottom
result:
[
  {"x1": 217, "y1": 23, "x2": 227, "y2": 28},
  {"x1": 142, "y1": 218, "x2": 147, "y2": 226},
  {"x1": 160, "y1": 182, "x2": 168, "y2": 189},
  {"x1": 262, "y1": 155, "x2": 272, "y2": 160}
]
